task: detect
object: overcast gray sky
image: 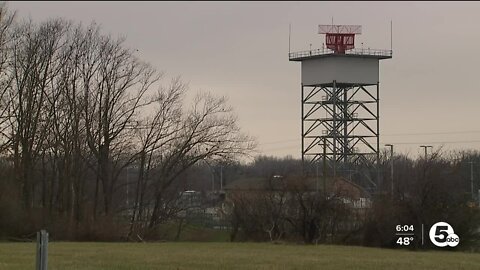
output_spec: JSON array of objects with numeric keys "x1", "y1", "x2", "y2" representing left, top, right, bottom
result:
[{"x1": 9, "y1": 1, "x2": 480, "y2": 159}]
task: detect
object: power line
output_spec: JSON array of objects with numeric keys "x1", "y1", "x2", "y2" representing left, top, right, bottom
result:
[
  {"x1": 260, "y1": 145, "x2": 298, "y2": 152},
  {"x1": 389, "y1": 139, "x2": 480, "y2": 145},
  {"x1": 258, "y1": 130, "x2": 480, "y2": 146},
  {"x1": 260, "y1": 139, "x2": 480, "y2": 153},
  {"x1": 383, "y1": 130, "x2": 480, "y2": 136},
  {"x1": 259, "y1": 139, "x2": 299, "y2": 145}
]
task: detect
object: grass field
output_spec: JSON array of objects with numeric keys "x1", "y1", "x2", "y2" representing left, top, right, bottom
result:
[{"x1": 1, "y1": 242, "x2": 480, "y2": 270}]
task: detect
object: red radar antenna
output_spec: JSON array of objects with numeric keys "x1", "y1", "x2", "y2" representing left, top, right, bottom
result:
[{"x1": 318, "y1": 25, "x2": 362, "y2": 54}]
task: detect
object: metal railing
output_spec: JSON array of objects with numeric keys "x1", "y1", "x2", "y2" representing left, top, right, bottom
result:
[{"x1": 289, "y1": 48, "x2": 392, "y2": 60}]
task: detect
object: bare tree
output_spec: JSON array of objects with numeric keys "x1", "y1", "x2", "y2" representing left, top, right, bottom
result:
[
  {"x1": 228, "y1": 178, "x2": 289, "y2": 242},
  {"x1": 0, "y1": 3, "x2": 16, "y2": 153},
  {"x1": 122, "y1": 77, "x2": 256, "y2": 237},
  {"x1": 5, "y1": 19, "x2": 70, "y2": 209},
  {"x1": 81, "y1": 31, "x2": 161, "y2": 217},
  {"x1": 146, "y1": 90, "x2": 256, "y2": 229},
  {"x1": 0, "y1": 12, "x2": 256, "y2": 240},
  {"x1": 127, "y1": 77, "x2": 184, "y2": 237}
]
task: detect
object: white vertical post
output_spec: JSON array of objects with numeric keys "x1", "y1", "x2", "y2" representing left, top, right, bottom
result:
[
  {"x1": 36, "y1": 230, "x2": 48, "y2": 270},
  {"x1": 386, "y1": 144, "x2": 394, "y2": 196},
  {"x1": 126, "y1": 166, "x2": 129, "y2": 208},
  {"x1": 469, "y1": 161, "x2": 475, "y2": 200},
  {"x1": 220, "y1": 166, "x2": 223, "y2": 191},
  {"x1": 478, "y1": 189, "x2": 480, "y2": 207},
  {"x1": 315, "y1": 157, "x2": 319, "y2": 193}
]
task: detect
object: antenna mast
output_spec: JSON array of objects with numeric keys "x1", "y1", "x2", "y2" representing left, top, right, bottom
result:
[
  {"x1": 289, "y1": 23, "x2": 291, "y2": 54},
  {"x1": 390, "y1": 20, "x2": 393, "y2": 51}
]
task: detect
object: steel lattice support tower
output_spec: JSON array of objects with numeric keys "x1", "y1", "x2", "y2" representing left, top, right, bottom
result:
[
  {"x1": 301, "y1": 82, "x2": 379, "y2": 181},
  {"x1": 290, "y1": 24, "x2": 392, "y2": 190}
]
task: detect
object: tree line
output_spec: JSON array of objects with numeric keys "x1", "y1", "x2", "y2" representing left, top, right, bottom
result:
[
  {"x1": 227, "y1": 150, "x2": 480, "y2": 250},
  {"x1": 0, "y1": 5, "x2": 254, "y2": 240}
]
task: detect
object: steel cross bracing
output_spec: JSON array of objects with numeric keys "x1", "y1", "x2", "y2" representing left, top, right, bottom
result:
[{"x1": 301, "y1": 81, "x2": 380, "y2": 188}]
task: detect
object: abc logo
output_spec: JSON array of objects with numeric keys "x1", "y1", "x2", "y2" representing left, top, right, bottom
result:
[{"x1": 429, "y1": 222, "x2": 460, "y2": 247}]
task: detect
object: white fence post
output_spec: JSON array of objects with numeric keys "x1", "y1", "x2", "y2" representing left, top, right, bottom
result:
[{"x1": 36, "y1": 230, "x2": 48, "y2": 270}]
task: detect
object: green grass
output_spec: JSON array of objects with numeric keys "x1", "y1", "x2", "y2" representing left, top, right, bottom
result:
[
  {"x1": 155, "y1": 222, "x2": 231, "y2": 242},
  {"x1": 1, "y1": 242, "x2": 480, "y2": 270}
]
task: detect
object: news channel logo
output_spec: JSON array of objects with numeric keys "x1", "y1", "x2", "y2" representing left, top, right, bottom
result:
[{"x1": 429, "y1": 222, "x2": 459, "y2": 247}]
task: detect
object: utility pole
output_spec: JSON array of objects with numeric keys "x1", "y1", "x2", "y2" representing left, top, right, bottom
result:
[
  {"x1": 211, "y1": 166, "x2": 215, "y2": 192},
  {"x1": 315, "y1": 155, "x2": 319, "y2": 193},
  {"x1": 316, "y1": 139, "x2": 327, "y2": 196},
  {"x1": 204, "y1": 160, "x2": 215, "y2": 192},
  {"x1": 220, "y1": 165, "x2": 223, "y2": 191},
  {"x1": 323, "y1": 137, "x2": 327, "y2": 199},
  {"x1": 420, "y1": 145, "x2": 432, "y2": 160},
  {"x1": 385, "y1": 144, "x2": 394, "y2": 196},
  {"x1": 469, "y1": 161, "x2": 475, "y2": 200},
  {"x1": 126, "y1": 166, "x2": 129, "y2": 208}
]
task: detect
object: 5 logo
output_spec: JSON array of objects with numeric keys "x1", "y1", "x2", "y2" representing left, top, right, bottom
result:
[{"x1": 429, "y1": 222, "x2": 460, "y2": 247}]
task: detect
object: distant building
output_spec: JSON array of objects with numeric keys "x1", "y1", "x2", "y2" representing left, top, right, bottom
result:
[{"x1": 222, "y1": 175, "x2": 372, "y2": 212}]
